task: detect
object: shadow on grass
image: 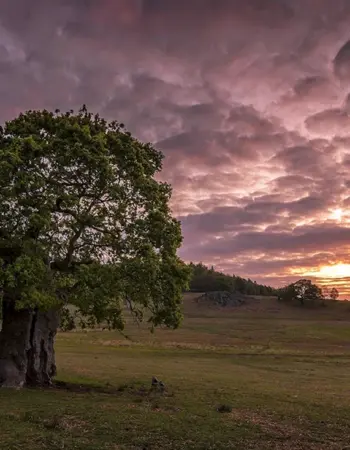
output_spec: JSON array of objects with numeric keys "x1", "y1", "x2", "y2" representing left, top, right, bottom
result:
[{"x1": 27, "y1": 380, "x2": 172, "y2": 397}]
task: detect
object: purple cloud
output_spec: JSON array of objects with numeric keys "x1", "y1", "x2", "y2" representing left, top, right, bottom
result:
[{"x1": 2, "y1": 0, "x2": 350, "y2": 293}]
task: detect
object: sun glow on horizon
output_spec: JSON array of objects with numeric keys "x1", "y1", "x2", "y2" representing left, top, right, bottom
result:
[{"x1": 304, "y1": 264, "x2": 350, "y2": 279}]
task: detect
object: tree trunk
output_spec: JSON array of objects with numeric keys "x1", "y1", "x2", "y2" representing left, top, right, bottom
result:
[{"x1": 0, "y1": 298, "x2": 59, "y2": 388}]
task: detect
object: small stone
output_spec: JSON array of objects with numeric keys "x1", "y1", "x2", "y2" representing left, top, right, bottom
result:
[{"x1": 217, "y1": 404, "x2": 233, "y2": 413}]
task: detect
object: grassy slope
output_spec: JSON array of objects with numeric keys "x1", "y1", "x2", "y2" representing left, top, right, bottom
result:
[{"x1": 1, "y1": 294, "x2": 350, "y2": 449}]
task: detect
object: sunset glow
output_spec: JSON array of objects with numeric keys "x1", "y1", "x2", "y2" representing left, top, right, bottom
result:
[
  {"x1": 305, "y1": 264, "x2": 350, "y2": 279},
  {"x1": 329, "y1": 208, "x2": 344, "y2": 222}
]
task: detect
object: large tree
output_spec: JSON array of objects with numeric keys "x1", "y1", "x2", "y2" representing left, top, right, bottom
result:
[
  {"x1": 0, "y1": 107, "x2": 190, "y2": 388},
  {"x1": 278, "y1": 279, "x2": 324, "y2": 306}
]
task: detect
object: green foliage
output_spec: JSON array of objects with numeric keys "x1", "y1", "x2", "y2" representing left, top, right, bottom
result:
[
  {"x1": 188, "y1": 262, "x2": 276, "y2": 296},
  {"x1": 278, "y1": 279, "x2": 325, "y2": 306},
  {"x1": 188, "y1": 263, "x2": 235, "y2": 292},
  {"x1": 0, "y1": 106, "x2": 190, "y2": 330}
]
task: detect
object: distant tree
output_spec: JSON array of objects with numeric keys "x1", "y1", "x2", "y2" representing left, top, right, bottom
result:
[
  {"x1": 234, "y1": 276, "x2": 247, "y2": 293},
  {"x1": 329, "y1": 287, "x2": 339, "y2": 301},
  {"x1": 279, "y1": 279, "x2": 324, "y2": 306},
  {"x1": 0, "y1": 106, "x2": 190, "y2": 388},
  {"x1": 277, "y1": 283, "x2": 296, "y2": 303},
  {"x1": 322, "y1": 286, "x2": 330, "y2": 299},
  {"x1": 259, "y1": 285, "x2": 269, "y2": 296}
]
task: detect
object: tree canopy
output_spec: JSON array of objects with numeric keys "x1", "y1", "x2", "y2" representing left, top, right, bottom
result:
[
  {"x1": 278, "y1": 279, "x2": 324, "y2": 306},
  {"x1": 0, "y1": 107, "x2": 190, "y2": 387}
]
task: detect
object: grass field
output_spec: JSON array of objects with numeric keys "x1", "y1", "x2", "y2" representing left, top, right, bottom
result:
[{"x1": 1, "y1": 294, "x2": 350, "y2": 449}]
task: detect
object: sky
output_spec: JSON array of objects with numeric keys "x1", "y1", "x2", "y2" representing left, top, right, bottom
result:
[{"x1": 2, "y1": 0, "x2": 350, "y2": 295}]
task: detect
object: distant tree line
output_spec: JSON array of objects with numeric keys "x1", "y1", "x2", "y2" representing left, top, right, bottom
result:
[{"x1": 187, "y1": 263, "x2": 277, "y2": 296}]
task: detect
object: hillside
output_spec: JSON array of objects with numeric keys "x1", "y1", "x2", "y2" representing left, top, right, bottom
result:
[{"x1": 188, "y1": 263, "x2": 277, "y2": 296}]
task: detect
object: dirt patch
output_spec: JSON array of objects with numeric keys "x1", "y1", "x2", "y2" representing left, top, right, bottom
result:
[
  {"x1": 43, "y1": 414, "x2": 88, "y2": 431},
  {"x1": 230, "y1": 408, "x2": 305, "y2": 440},
  {"x1": 229, "y1": 409, "x2": 345, "y2": 449}
]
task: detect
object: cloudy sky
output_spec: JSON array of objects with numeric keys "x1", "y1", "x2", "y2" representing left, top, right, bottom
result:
[{"x1": 2, "y1": 0, "x2": 350, "y2": 295}]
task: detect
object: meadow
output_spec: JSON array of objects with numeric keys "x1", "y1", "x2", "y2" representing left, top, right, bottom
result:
[{"x1": 1, "y1": 294, "x2": 350, "y2": 449}]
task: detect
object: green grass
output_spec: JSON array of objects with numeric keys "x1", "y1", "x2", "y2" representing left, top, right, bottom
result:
[{"x1": 1, "y1": 294, "x2": 350, "y2": 449}]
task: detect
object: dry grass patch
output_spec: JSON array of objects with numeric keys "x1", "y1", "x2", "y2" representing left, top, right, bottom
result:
[
  {"x1": 43, "y1": 414, "x2": 89, "y2": 432},
  {"x1": 230, "y1": 408, "x2": 303, "y2": 439}
]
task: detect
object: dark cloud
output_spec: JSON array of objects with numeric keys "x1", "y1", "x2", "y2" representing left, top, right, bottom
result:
[
  {"x1": 272, "y1": 142, "x2": 333, "y2": 180},
  {"x1": 238, "y1": 252, "x2": 337, "y2": 275},
  {"x1": 272, "y1": 175, "x2": 315, "y2": 190},
  {"x1": 334, "y1": 40, "x2": 350, "y2": 80},
  {"x1": 180, "y1": 225, "x2": 350, "y2": 261},
  {"x1": 305, "y1": 108, "x2": 350, "y2": 137},
  {"x1": 180, "y1": 195, "x2": 330, "y2": 241},
  {"x1": 294, "y1": 76, "x2": 328, "y2": 97}
]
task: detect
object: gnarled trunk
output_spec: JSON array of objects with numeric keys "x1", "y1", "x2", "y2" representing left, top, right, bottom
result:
[{"x1": 0, "y1": 299, "x2": 59, "y2": 388}]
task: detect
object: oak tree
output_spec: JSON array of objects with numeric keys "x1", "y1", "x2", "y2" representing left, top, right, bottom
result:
[
  {"x1": 0, "y1": 107, "x2": 190, "y2": 388},
  {"x1": 279, "y1": 279, "x2": 324, "y2": 306}
]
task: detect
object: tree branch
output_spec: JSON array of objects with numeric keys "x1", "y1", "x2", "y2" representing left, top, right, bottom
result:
[
  {"x1": 54, "y1": 197, "x2": 100, "y2": 267},
  {"x1": 50, "y1": 259, "x2": 94, "y2": 273}
]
